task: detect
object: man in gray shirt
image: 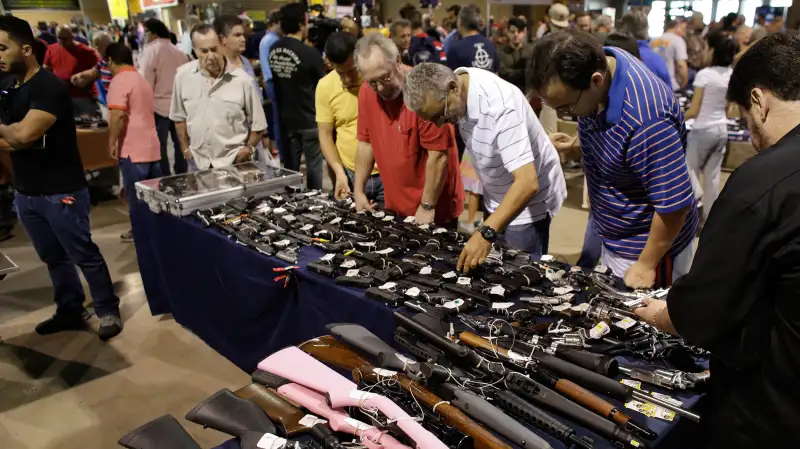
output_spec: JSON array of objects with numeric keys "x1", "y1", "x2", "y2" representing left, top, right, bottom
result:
[
  {"x1": 651, "y1": 19, "x2": 689, "y2": 90},
  {"x1": 170, "y1": 23, "x2": 266, "y2": 169}
]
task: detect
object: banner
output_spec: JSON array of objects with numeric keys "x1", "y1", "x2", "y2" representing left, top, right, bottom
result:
[
  {"x1": 139, "y1": 0, "x2": 178, "y2": 11},
  {"x1": 106, "y1": 0, "x2": 129, "y2": 19}
]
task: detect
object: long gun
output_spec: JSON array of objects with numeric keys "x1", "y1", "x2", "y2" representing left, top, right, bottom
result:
[
  {"x1": 257, "y1": 346, "x2": 448, "y2": 449},
  {"x1": 299, "y1": 333, "x2": 521, "y2": 449},
  {"x1": 458, "y1": 331, "x2": 656, "y2": 440},
  {"x1": 118, "y1": 415, "x2": 201, "y2": 449},
  {"x1": 252, "y1": 370, "x2": 411, "y2": 449},
  {"x1": 394, "y1": 312, "x2": 647, "y2": 448},
  {"x1": 234, "y1": 384, "x2": 343, "y2": 449}
]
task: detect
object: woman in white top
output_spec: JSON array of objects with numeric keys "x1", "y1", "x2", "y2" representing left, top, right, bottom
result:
[{"x1": 684, "y1": 37, "x2": 738, "y2": 221}]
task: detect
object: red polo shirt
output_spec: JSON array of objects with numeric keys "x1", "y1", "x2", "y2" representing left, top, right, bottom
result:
[
  {"x1": 44, "y1": 42, "x2": 99, "y2": 98},
  {"x1": 357, "y1": 81, "x2": 463, "y2": 224}
]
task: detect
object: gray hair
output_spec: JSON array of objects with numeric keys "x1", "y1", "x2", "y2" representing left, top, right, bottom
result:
[
  {"x1": 458, "y1": 4, "x2": 481, "y2": 31},
  {"x1": 403, "y1": 62, "x2": 457, "y2": 113},
  {"x1": 595, "y1": 15, "x2": 614, "y2": 32},
  {"x1": 92, "y1": 30, "x2": 111, "y2": 46},
  {"x1": 390, "y1": 18, "x2": 411, "y2": 37},
  {"x1": 619, "y1": 11, "x2": 649, "y2": 41},
  {"x1": 354, "y1": 32, "x2": 399, "y2": 71}
]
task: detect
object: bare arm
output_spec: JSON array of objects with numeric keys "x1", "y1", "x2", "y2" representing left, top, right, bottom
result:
[
  {"x1": 420, "y1": 150, "x2": 448, "y2": 206},
  {"x1": 483, "y1": 162, "x2": 539, "y2": 232},
  {"x1": 353, "y1": 140, "x2": 375, "y2": 195},
  {"x1": 175, "y1": 121, "x2": 191, "y2": 158},
  {"x1": 685, "y1": 87, "x2": 704, "y2": 120},
  {"x1": 245, "y1": 130, "x2": 263, "y2": 148},
  {"x1": 0, "y1": 110, "x2": 57, "y2": 149},
  {"x1": 71, "y1": 67, "x2": 99, "y2": 88},
  {"x1": 318, "y1": 122, "x2": 346, "y2": 179},
  {"x1": 107, "y1": 108, "x2": 126, "y2": 157},
  {"x1": 637, "y1": 205, "x2": 691, "y2": 269},
  {"x1": 677, "y1": 60, "x2": 689, "y2": 89}
]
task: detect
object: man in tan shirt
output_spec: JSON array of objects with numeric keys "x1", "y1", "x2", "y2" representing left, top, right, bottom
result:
[{"x1": 170, "y1": 23, "x2": 266, "y2": 169}]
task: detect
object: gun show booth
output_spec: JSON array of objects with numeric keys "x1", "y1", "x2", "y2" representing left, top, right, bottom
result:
[{"x1": 127, "y1": 161, "x2": 709, "y2": 449}]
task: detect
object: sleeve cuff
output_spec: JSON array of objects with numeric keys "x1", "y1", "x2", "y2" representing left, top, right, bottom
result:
[{"x1": 107, "y1": 104, "x2": 127, "y2": 111}]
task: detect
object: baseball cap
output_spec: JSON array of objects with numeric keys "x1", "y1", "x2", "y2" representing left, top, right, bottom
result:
[{"x1": 548, "y1": 4, "x2": 570, "y2": 29}]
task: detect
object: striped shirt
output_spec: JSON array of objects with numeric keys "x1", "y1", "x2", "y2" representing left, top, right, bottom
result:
[
  {"x1": 456, "y1": 67, "x2": 566, "y2": 226},
  {"x1": 95, "y1": 59, "x2": 112, "y2": 98},
  {"x1": 578, "y1": 47, "x2": 698, "y2": 259}
]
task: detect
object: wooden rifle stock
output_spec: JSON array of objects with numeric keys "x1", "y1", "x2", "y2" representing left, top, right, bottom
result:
[
  {"x1": 234, "y1": 384, "x2": 308, "y2": 437},
  {"x1": 298, "y1": 336, "x2": 515, "y2": 449},
  {"x1": 458, "y1": 332, "x2": 641, "y2": 433}
]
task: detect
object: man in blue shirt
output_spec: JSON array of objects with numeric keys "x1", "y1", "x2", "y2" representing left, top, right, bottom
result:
[
  {"x1": 446, "y1": 4, "x2": 498, "y2": 73},
  {"x1": 529, "y1": 30, "x2": 698, "y2": 289},
  {"x1": 259, "y1": 10, "x2": 283, "y2": 158},
  {"x1": 399, "y1": 4, "x2": 446, "y2": 65},
  {"x1": 619, "y1": 10, "x2": 672, "y2": 87},
  {"x1": 442, "y1": 5, "x2": 460, "y2": 53}
]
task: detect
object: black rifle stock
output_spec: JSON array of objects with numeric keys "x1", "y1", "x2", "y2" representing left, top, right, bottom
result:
[{"x1": 118, "y1": 415, "x2": 201, "y2": 449}]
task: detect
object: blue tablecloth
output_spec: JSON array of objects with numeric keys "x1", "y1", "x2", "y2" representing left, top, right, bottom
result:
[{"x1": 131, "y1": 206, "x2": 705, "y2": 449}]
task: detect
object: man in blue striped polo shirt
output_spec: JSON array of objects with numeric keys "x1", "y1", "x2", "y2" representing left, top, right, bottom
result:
[{"x1": 529, "y1": 30, "x2": 698, "y2": 289}]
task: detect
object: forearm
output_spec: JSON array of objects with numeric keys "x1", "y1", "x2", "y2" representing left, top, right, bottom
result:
[
  {"x1": 638, "y1": 205, "x2": 691, "y2": 268},
  {"x1": 0, "y1": 138, "x2": 12, "y2": 151},
  {"x1": 353, "y1": 141, "x2": 375, "y2": 194},
  {"x1": 319, "y1": 128, "x2": 346, "y2": 179},
  {"x1": 421, "y1": 151, "x2": 448, "y2": 205},
  {"x1": 107, "y1": 116, "x2": 125, "y2": 155},
  {"x1": 245, "y1": 130, "x2": 263, "y2": 148},
  {"x1": 655, "y1": 305, "x2": 679, "y2": 336},
  {"x1": 678, "y1": 63, "x2": 689, "y2": 88},
  {"x1": 484, "y1": 178, "x2": 538, "y2": 232},
  {"x1": 175, "y1": 122, "x2": 190, "y2": 153},
  {"x1": 0, "y1": 123, "x2": 32, "y2": 148}
]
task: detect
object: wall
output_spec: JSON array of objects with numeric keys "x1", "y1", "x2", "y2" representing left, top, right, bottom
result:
[{"x1": 12, "y1": 0, "x2": 110, "y2": 26}]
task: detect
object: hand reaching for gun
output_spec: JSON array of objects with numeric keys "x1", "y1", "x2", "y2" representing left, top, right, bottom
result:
[
  {"x1": 457, "y1": 232, "x2": 491, "y2": 273},
  {"x1": 333, "y1": 176, "x2": 352, "y2": 200},
  {"x1": 354, "y1": 191, "x2": 375, "y2": 212}
]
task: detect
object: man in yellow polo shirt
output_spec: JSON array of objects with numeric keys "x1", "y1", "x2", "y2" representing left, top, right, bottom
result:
[{"x1": 316, "y1": 32, "x2": 383, "y2": 204}]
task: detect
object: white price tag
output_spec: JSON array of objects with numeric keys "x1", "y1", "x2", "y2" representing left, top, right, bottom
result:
[
  {"x1": 343, "y1": 418, "x2": 374, "y2": 432},
  {"x1": 614, "y1": 317, "x2": 638, "y2": 330},
  {"x1": 492, "y1": 302, "x2": 514, "y2": 310},
  {"x1": 508, "y1": 350, "x2": 531, "y2": 362},
  {"x1": 457, "y1": 277, "x2": 471, "y2": 286},
  {"x1": 490, "y1": 285, "x2": 506, "y2": 296},
  {"x1": 624, "y1": 400, "x2": 676, "y2": 422},
  {"x1": 621, "y1": 379, "x2": 642, "y2": 389},
  {"x1": 552, "y1": 303, "x2": 572, "y2": 312},
  {"x1": 340, "y1": 259, "x2": 357, "y2": 268},
  {"x1": 650, "y1": 391, "x2": 684, "y2": 407},
  {"x1": 442, "y1": 299, "x2": 465, "y2": 310},
  {"x1": 300, "y1": 224, "x2": 313, "y2": 231},
  {"x1": 211, "y1": 213, "x2": 226, "y2": 220},
  {"x1": 404, "y1": 216, "x2": 416, "y2": 223},
  {"x1": 396, "y1": 353, "x2": 416, "y2": 366},
  {"x1": 372, "y1": 367, "x2": 397, "y2": 377},
  {"x1": 545, "y1": 268, "x2": 558, "y2": 281},
  {"x1": 349, "y1": 390, "x2": 379, "y2": 401},
  {"x1": 594, "y1": 265, "x2": 610, "y2": 273},
  {"x1": 344, "y1": 220, "x2": 357, "y2": 225},
  {"x1": 571, "y1": 303, "x2": 591, "y2": 312},
  {"x1": 329, "y1": 217, "x2": 342, "y2": 225},
  {"x1": 433, "y1": 228, "x2": 448, "y2": 234},
  {"x1": 261, "y1": 229, "x2": 277, "y2": 236},
  {"x1": 345, "y1": 269, "x2": 360, "y2": 277},
  {"x1": 383, "y1": 215, "x2": 395, "y2": 221},
  {"x1": 374, "y1": 248, "x2": 394, "y2": 255},
  {"x1": 320, "y1": 253, "x2": 335, "y2": 262},
  {"x1": 540, "y1": 254, "x2": 554, "y2": 262},
  {"x1": 418, "y1": 224, "x2": 430, "y2": 230},
  {"x1": 420, "y1": 266, "x2": 432, "y2": 275},
  {"x1": 553, "y1": 286, "x2": 574, "y2": 295},
  {"x1": 442, "y1": 271, "x2": 457, "y2": 279},
  {"x1": 274, "y1": 239, "x2": 291, "y2": 246},
  {"x1": 405, "y1": 287, "x2": 420, "y2": 297},
  {"x1": 372, "y1": 211, "x2": 386, "y2": 218},
  {"x1": 273, "y1": 207, "x2": 286, "y2": 214},
  {"x1": 283, "y1": 214, "x2": 296, "y2": 222},
  {"x1": 379, "y1": 282, "x2": 396, "y2": 290},
  {"x1": 257, "y1": 434, "x2": 289, "y2": 449},
  {"x1": 589, "y1": 321, "x2": 611, "y2": 339},
  {"x1": 356, "y1": 241, "x2": 376, "y2": 247},
  {"x1": 298, "y1": 414, "x2": 328, "y2": 428}
]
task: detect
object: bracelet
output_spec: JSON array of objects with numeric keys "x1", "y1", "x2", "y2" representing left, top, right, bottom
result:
[{"x1": 651, "y1": 304, "x2": 668, "y2": 328}]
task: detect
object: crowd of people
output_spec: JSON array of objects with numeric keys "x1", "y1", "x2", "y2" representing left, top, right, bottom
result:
[{"x1": 0, "y1": 4, "x2": 799, "y2": 445}]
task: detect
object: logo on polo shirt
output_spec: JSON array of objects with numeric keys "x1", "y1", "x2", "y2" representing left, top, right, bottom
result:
[{"x1": 472, "y1": 43, "x2": 493, "y2": 70}]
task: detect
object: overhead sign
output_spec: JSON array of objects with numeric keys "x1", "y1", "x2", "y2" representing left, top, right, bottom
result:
[
  {"x1": 140, "y1": 0, "x2": 178, "y2": 11},
  {"x1": 489, "y1": 0, "x2": 553, "y2": 4},
  {"x1": 106, "y1": 0, "x2": 129, "y2": 19}
]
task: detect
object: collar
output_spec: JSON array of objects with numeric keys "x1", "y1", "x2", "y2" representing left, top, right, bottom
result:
[
  {"x1": 602, "y1": 46, "x2": 629, "y2": 125},
  {"x1": 191, "y1": 60, "x2": 235, "y2": 79},
  {"x1": 454, "y1": 67, "x2": 480, "y2": 123},
  {"x1": 772, "y1": 122, "x2": 800, "y2": 149},
  {"x1": 117, "y1": 66, "x2": 137, "y2": 74}
]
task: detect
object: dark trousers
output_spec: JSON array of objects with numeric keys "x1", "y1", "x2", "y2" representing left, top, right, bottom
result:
[
  {"x1": 155, "y1": 113, "x2": 187, "y2": 176},
  {"x1": 500, "y1": 216, "x2": 552, "y2": 259},
  {"x1": 15, "y1": 188, "x2": 120, "y2": 317},
  {"x1": 577, "y1": 212, "x2": 602, "y2": 269},
  {"x1": 119, "y1": 157, "x2": 163, "y2": 211},
  {"x1": 344, "y1": 167, "x2": 385, "y2": 207},
  {"x1": 284, "y1": 128, "x2": 323, "y2": 190}
]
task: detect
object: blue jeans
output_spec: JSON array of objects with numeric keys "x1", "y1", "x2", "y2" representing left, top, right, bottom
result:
[
  {"x1": 15, "y1": 188, "x2": 120, "y2": 317},
  {"x1": 501, "y1": 216, "x2": 551, "y2": 260},
  {"x1": 265, "y1": 81, "x2": 284, "y2": 159},
  {"x1": 577, "y1": 212, "x2": 603, "y2": 268},
  {"x1": 344, "y1": 167, "x2": 385, "y2": 208},
  {"x1": 155, "y1": 113, "x2": 187, "y2": 176},
  {"x1": 284, "y1": 128, "x2": 324, "y2": 190},
  {"x1": 119, "y1": 157, "x2": 163, "y2": 211}
]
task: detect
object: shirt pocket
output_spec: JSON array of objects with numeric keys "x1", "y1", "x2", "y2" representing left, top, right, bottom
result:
[{"x1": 397, "y1": 124, "x2": 415, "y2": 160}]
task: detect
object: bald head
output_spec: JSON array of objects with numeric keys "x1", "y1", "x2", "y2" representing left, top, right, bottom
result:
[
  {"x1": 57, "y1": 25, "x2": 75, "y2": 48},
  {"x1": 93, "y1": 31, "x2": 111, "y2": 54}
]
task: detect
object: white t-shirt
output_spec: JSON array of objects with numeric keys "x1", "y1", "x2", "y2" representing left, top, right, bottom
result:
[
  {"x1": 692, "y1": 66, "x2": 732, "y2": 129},
  {"x1": 652, "y1": 31, "x2": 688, "y2": 90},
  {"x1": 455, "y1": 68, "x2": 566, "y2": 226}
]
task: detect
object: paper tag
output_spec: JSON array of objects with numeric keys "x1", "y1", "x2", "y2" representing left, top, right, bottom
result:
[
  {"x1": 314, "y1": 230, "x2": 328, "y2": 236},
  {"x1": 357, "y1": 241, "x2": 376, "y2": 247},
  {"x1": 405, "y1": 287, "x2": 420, "y2": 297},
  {"x1": 343, "y1": 417, "x2": 374, "y2": 432},
  {"x1": 320, "y1": 253, "x2": 335, "y2": 262},
  {"x1": 650, "y1": 391, "x2": 684, "y2": 407},
  {"x1": 373, "y1": 367, "x2": 397, "y2": 377},
  {"x1": 553, "y1": 286, "x2": 574, "y2": 295},
  {"x1": 273, "y1": 207, "x2": 286, "y2": 214},
  {"x1": 624, "y1": 400, "x2": 676, "y2": 422},
  {"x1": 379, "y1": 282, "x2": 396, "y2": 290},
  {"x1": 490, "y1": 285, "x2": 506, "y2": 296},
  {"x1": 540, "y1": 254, "x2": 554, "y2": 262},
  {"x1": 344, "y1": 220, "x2": 357, "y2": 226},
  {"x1": 396, "y1": 353, "x2": 416, "y2": 366},
  {"x1": 383, "y1": 215, "x2": 394, "y2": 221},
  {"x1": 340, "y1": 260, "x2": 357, "y2": 268},
  {"x1": 275, "y1": 239, "x2": 291, "y2": 246},
  {"x1": 594, "y1": 265, "x2": 609, "y2": 273},
  {"x1": 621, "y1": 379, "x2": 642, "y2": 389},
  {"x1": 329, "y1": 217, "x2": 342, "y2": 225},
  {"x1": 300, "y1": 224, "x2": 313, "y2": 231},
  {"x1": 210, "y1": 213, "x2": 226, "y2": 220},
  {"x1": 298, "y1": 414, "x2": 328, "y2": 428},
  {"x1": 545, "y1": 268, "x2": 558, "y2": 281},
  {"x1": 374, "y1": 248, "x2": 394, "y2": 255},
  {"x1": 418, "y1": 224, "x2": 430, "y2": 230},
  {"x1": 433, "y1": 228, "x2": 448, "y2": 234},
  {"x1": 589, "y1": 321, "x2": 611, "y2": 339},
  {"x1": 257, "y1": 434, "x2": 289, "y2": 449},
  {"x1": 442, "y1": 299, "x2": 464, "y2": 309},
  {"x1": 571, "y1": 303, "x2": 591, "y2": 312},
  {"x1": 614, "y1": 317, "x2": 638, "y2": 330},
  {"x1": 442, "y1": 271, "x2": 457, "y2": 279},
  {"x1": 283, "y1": 214, "x2": 296, "y2": 222},
  {"x1": 349, "y1": 390, "x2": 379, "y2": 401},
  {"x1": 552, "y1": 303, "x2": 572, "y2": 312},
  {"x1": 372, "y1": 211, "x2": 386, "y2": 218},
  {"x1": 508, "y1": 350, "x2": 531, "y2": 362},
  {"x1": 261, "y1": 229, "x2": 277, "y2": 236},
  {"x1": 492, "y1": 302, "x2": 514, "y2": 310},
  {"x1": 345, "y1": 269, "x2": 360, "y2": 277},
  {"x1": 420, "y1": 266, "x2": 432, "y2": 275},
  {"x1": 457, "y1": 277, "x2": 471, "y2": 286},
  {"x1": 404, "y1": 216, "x2": 416, "y2": 223}
]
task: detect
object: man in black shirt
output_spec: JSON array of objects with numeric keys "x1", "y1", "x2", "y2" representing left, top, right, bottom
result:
[
  {"x1": 635, "y1": 32, "x2": 800, "y2": 447},
  {"x1": 268, "y1": 3, "x2": 325, "y2": 189},
  {"x1": 0, "y1": 16, "x2": 122, "y2": 341}
]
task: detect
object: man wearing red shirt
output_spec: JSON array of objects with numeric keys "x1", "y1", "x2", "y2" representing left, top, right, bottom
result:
[
  {"x1": 353, "y1": 33, "x2": 462, "y2": 225},
  {"x1": 44, "y1": 26, "x2": 99, "y2": 115}
]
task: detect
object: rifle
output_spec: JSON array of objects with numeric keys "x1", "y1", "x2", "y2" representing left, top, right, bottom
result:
[
  {"x1": 617, "y1": 366, "x2": 710, "y2": 391},
  {"x1": 258, "y1": 346, "x2": 448, "y2": 449},
  {"x1": 234, "y1": 384, "x2": 343, "y2": 449},
  {"x1": 297, "y1": 335, "x2": 514, "y2": 449},
  {"x1": 118, "y1": 415, "x2": 201, "y2": 449}
]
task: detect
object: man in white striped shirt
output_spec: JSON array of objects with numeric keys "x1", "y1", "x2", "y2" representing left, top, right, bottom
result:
[{"x1": 404, "y1": 63, "x2": 566, "y2": 271}]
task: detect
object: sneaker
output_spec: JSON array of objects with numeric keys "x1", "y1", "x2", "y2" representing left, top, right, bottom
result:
[
  {"x1": 35, "y1": 313, "x2": 87, "y2": 335},
  {"x1": 98, "y1": 315, "x2": 123, "y2": 341},
  {"x1": 120, "y1": 230, "x2": 133, "y2": 243}
]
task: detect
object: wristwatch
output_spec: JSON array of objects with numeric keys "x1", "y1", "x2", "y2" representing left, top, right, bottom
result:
[
  {"x1": 420, "y1": 202, "x2": 435, "y2": 211},
  {"x1": 478, "y1": 225, "x2": 497, "y2": 242}
]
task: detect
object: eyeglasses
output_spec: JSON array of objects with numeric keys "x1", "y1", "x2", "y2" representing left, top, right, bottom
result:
[
  {"x1": 543, "y1": 89, "x2": 585, "y2": 115},
  {"x1": 367, "y1": 65, "x2": 396, "y2": 89},
  {"x1": 432, "y1": 94, "x2": 450, "y2": 126}
]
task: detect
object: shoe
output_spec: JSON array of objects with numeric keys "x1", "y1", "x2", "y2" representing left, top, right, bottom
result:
[
  {"x1": 120, "y1": 230, "x2": 134, "y2": 243},
  {"x1": 35, "y1": 313, "x2": 87, "y2": 335},
  {"x1": 98, "y1": 315, "x2": 123, "y2": 341}
]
